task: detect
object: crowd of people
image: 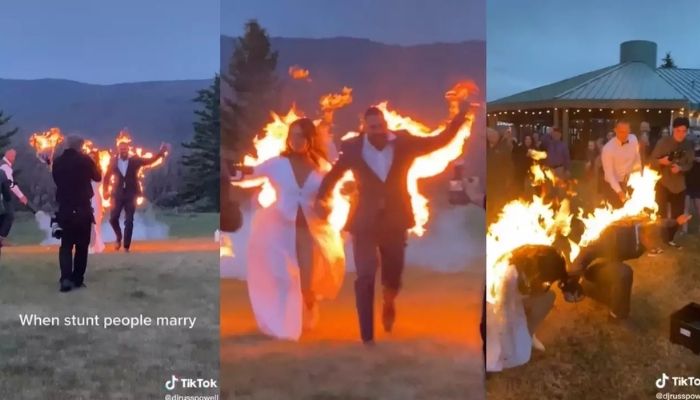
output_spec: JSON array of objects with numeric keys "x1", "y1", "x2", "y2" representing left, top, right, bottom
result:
[
  {"x1": 486, "y1": 116, "x2": 700, "y2": 372},
  {"x1": 486, "y1": 118, "x2": 700, "y2": 241}
]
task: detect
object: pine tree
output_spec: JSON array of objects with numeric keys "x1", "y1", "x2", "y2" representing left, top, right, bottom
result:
[
  {"x1": 221, "y1": 20, "x2": 279, "y2": 162},
  {"x1": 0, "y1": 110, "x2": 18, "y2": 154},
  {"x1": 180, "y1": 75, "x2": 220, "y2": 210},
  {"x1": 660, "y1": 52, "x2": 677, "y2": 68}
]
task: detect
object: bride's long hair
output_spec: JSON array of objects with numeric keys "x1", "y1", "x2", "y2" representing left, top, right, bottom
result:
[{"x1": 281, "y1": 118, "x2": 328, "y2": 168}]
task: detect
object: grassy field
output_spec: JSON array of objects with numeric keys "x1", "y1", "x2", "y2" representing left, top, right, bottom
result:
[
  {"x1": 0, "y1": 213, "x2": 219, "y2": 399},
  {"x1": 486, "y1": 234, "x2": 700, "y2": 400},
  {"x1": 220, "y1": 266, "x2": 485, "y2": 400},
  {"x1": 7, "y1": 210, "x2": 219, "y2": 245}
]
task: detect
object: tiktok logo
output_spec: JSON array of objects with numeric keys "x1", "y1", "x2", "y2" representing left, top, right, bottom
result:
[
  {"x1": 656, "y1": 373, "x2": 670, "y2": 389},
  {"x1": 165, "y1": 375, "x2": 179, "y2": 391}
]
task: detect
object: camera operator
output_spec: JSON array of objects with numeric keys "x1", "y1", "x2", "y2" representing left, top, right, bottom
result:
[
  {"x1": 650, "y1": 117, "x2": 694, "y2": 249},
  {"x1": 52, "y1": 136, "x2": 102, "y2": 292}
]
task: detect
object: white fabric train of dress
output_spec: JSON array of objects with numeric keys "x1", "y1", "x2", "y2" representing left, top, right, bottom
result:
[{"x1": 246, "y1": 156, "x2": 345, "y2": 340}]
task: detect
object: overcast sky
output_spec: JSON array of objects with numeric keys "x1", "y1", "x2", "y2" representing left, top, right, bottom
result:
[
  {"x1": 0, "y1": 0, "x2": 218, "y2": 84},
  {"x1": 488, "y1": 0, "x2": 700, "y2": 100},
  {"x1": 221, "y1": 0, "x2": 485, "y2": 44}
]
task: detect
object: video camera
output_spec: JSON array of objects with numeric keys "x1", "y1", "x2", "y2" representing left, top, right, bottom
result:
[
  {"x1": 50, "y1": 215, "x2": 63, "y2": 239},
  {"x1": 664, "y1": 149, "x2": 687, "y2": 164},
  {"x1": 24, "y1": 203, "x2": 63, "y2": 239}
]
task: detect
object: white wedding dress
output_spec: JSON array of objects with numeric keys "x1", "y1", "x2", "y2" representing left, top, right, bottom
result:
[
  {"x1": 246, "y1": 156, "x2": 345, "y2": 340},
  {"x1": 486, "y1": 263, "x2": 532, "y2": 372}
]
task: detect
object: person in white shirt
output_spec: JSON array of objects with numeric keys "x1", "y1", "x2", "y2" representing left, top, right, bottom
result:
[
  {"x1": 600, "y1": 119, "x2": 642, "y2": 208},
  {"x1": 0, "y1": 149, "x2": 28, "y2": 242}
]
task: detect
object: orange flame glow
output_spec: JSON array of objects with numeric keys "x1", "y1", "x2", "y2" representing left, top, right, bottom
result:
[
  {"x1": 29, "y1": 128, "x2": 64, "y2": 163},
  {"x1": 320, "y1": 87, "x2": 353, "y2": 112},
  {"x1": 288, "y1": 65, "x2": 311, "y2": 81},
  {"x1": 375, "y1": 102, "x2": 474, "y2": 236},
  {"x1": 486, "y1": 164, "x2": 661, "y2": 306},
  {"x1": 107, "y1": 130, "x2": 167, "y2": 208}
]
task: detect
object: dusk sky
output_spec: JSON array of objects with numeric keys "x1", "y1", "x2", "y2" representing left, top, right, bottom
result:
[
  {"x1": 221, "y1": 0, "x2": 485, "y2": 44},
  {"x1": 0, "y1": 0, "x2": 218, "y2": 84},
  {"x1": 488, "y1": 0, "x2": 700, "y2": 101}
]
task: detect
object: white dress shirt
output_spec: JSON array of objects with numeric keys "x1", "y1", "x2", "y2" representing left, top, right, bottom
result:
[
  {"x1": 0, "y1": 157, "x2": 25, "y2": 199},
  {"x1": 362, "y1": 132, "x2": 396, "y2": 181},
  {"x1": 601, "y1": 134, "x2": 642, "y2": 193},
  {"x1": 117, "y1": 158, "x2": 129, "y2": 177}
]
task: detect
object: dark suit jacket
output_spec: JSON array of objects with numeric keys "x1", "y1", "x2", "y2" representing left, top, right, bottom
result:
[
  {"x1": 52, "y1": 148, "x2": 102, "y2": 210},
  {"x1": 105, "y1": 154, "x2": 163, "y2": 199},
  {"x1": 317, "y1": 116, "x2": 465, "y2": 233}
]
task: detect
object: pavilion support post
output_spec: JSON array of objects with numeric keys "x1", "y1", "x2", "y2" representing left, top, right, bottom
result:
[
  {"x1": 562, "y1": 109, "x2": 570, "y2": 144},
  {"x1": 553, "y1": 108, "x2": 560, "y2": 130}
]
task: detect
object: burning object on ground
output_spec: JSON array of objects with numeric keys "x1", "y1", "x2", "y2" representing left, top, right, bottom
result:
[{"x1": 670, "y1": 303, "x2": 700, "y2": 354}]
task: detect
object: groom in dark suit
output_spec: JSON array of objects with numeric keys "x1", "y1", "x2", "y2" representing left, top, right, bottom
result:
[
  {"x1": 104, "y1": 139, "x2": 168, "y2": 252},
  {"x1": 316, "y1": 105, "x2": 470, "y2": 343}
]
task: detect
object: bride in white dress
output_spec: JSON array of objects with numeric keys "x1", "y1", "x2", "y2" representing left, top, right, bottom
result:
[{"x1": 245, "y1": 118, "x2": 345, "y2": 340}]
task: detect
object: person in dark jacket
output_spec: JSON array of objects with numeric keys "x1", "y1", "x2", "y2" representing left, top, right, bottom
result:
[
  {"x1": 315, "y1": 105, "x2": 470, "y2": 344},
  {"x1": 104, "y1": 137, "x2": 168, "y2": 252},
  {"x1": 52, "y1": 136, "x2": 102, "y2": 292}
]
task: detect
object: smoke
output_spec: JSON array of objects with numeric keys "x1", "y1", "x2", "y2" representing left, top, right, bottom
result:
[
  {"x1": 35, "y1": 208, "x2": 169, "y2": 246},
  {"x1": 220, "y1": 203, "x2": 485, "y2": 279},
  {"x1": 35, "y1": 211, "x2": 58, "y2": 245}
]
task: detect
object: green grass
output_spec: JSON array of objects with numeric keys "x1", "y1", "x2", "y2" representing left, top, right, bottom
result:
[
  {"x1": 0, "y1": 248, "x2": 219, "y2": 399},
  {"x1": 6, "y1": 210, "x2": 218, "y2": 245},
  {"x1": 486, "y1": 234, "x2": 700, "y2": 399}
]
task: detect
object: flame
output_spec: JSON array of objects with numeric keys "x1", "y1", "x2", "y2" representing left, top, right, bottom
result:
[
  {"x1": 486, "y1": 164, "x2": 661, "y2": 306},
  {"x1": 109, "y1": 130, "x2": 167, "y2": 207},
  {"x1": 486, "y1": 196, "x2": 571, "y2": 303},
  {"x1": 29, "y1": 128, "x2": 64, "y2": 163},
  {"x1": 328, "y1": 171, "x2": 355, "y2": 231},
  {"x1": 445, "y1": 80, "x2": 479, "y2": 118},
  {"x1": 374, "y1": 102, "x2": 473, "y2": 236},
  {"x1": 288, "y1": 65, "x2": 311, "y2": 81},
  {"x1": 528, "y1": 149, "x2": 548, "y2": 161},
  {"x1": 233, "y1": 82, "x2": 474, "y2": 236},
  {"x1": 219, "y1": 230, "x2": 235, "y2": 258},
  {"x1": 320, "y1": 87, "x2": 353, "y2": 111},
  {"x1": 530, "y1": 163, "x2": 556, "y2": 186},
  {"x1": 576, "y1": 169, "x2": 660, "y2": 248}
]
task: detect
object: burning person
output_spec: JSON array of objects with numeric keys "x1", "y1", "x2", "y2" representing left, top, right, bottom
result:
[
  {"x1": 104, "y1": 134, "x2": 168, "y2": 252},
  {"x1": 241, "y1": 118, "x2": 345, "y2": 340},
  {"x1": 486, "y1": 245, "x2": 577, "y2": 371},
  {"x1": 52, "y1": 136, "x2": 102, "y2": 292},
  {"x1": 315, "y1": 104, "x2": 470, "y2": 344},
  {"x1": 0, "y1": 148, "x2": 29, "y2": 244}
]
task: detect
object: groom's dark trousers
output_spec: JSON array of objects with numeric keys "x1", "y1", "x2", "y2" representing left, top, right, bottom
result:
[
  {"x1": 352, "y1": 224, "x2": 407, "y2": 341},
  {"x1": 317, "y1": 116, "x2": 464, "y2": 342}
]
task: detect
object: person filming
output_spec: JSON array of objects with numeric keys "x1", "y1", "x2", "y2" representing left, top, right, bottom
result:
[{"x1": 52, "y1": 136, "x2": 102, "y2": 292}]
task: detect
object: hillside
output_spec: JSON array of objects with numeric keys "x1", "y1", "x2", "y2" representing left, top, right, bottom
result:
[{"x1": 0, "y1": 78, "x2": 210, "y2": 147}]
